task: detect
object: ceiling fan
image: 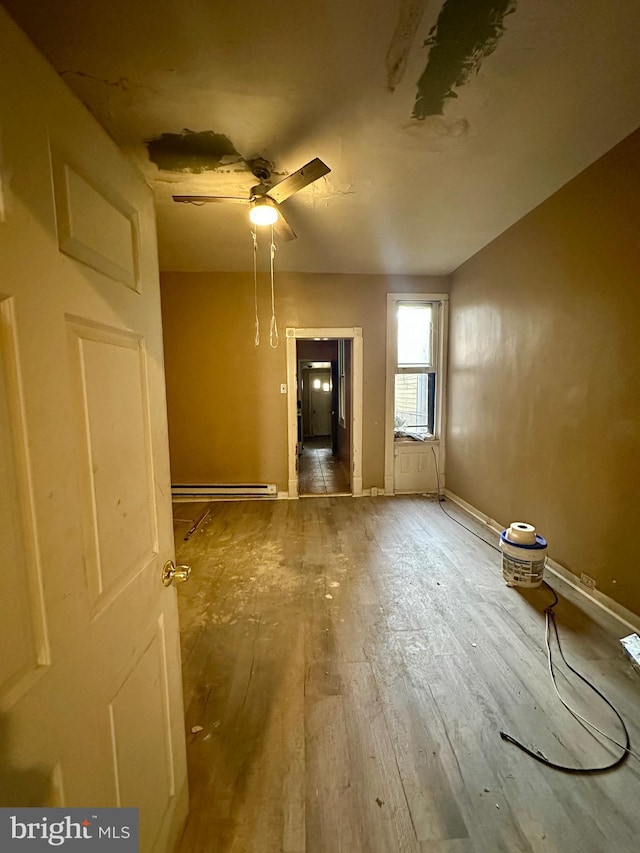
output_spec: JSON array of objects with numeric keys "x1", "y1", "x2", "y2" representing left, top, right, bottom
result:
[{"x1": 172, "y1": 157, "x2": 330, "y2": 241}]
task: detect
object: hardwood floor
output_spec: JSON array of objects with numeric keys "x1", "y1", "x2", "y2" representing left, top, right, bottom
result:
[
  {"x1": 172, "y1": 496, "x2": 640, "y2": 852},
  {"x1": 298, "y1": 437, "x2": 350, "y2": 495}
]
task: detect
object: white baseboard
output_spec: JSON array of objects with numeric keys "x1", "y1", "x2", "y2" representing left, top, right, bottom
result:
[{"x1": 444, "y1": 489, "x2": 640, "y2": 636}]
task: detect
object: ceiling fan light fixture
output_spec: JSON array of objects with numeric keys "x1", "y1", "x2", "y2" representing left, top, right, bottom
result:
[{"x1": 249, "y1": 198, "x2": 279, "y2": 226}]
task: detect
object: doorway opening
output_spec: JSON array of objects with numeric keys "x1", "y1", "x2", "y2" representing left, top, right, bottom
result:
[
  {"x1": 286, "y1": 327, "x2": 363, "y2": 498},
  {"x1": 298, "y1": 349, "x2": 348, "y2": 495}
]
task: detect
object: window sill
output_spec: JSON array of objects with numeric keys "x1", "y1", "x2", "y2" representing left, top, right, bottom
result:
[{"x1": 394, "y1": 433, "x2": 438, "y2": 443}]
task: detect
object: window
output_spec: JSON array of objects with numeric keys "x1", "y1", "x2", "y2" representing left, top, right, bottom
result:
[
  {"x1": 397, "y1": 304, "x2": 433, "y2": 367},
  {"x1": 394, "y1": 302, "x2": 438, "y2": 439}
]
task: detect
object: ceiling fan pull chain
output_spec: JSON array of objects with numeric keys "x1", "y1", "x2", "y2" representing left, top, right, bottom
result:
[
  {"x1": 269, "y1": 227, "x2": 278, "y2": 348},
  {"x1": 251, "y1": 229, "x2": 260, "y2": 346}
]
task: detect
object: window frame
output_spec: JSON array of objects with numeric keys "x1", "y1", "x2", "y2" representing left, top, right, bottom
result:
[
  {"x1": 384, "y1": 293, "x2": 449, "y2": 494},
  {"x1": 396, "y1": 302, "x2": 436, "y2": 371},
  {"x1": 394, "y1": 301, "x2": 438, "y2": 437}
]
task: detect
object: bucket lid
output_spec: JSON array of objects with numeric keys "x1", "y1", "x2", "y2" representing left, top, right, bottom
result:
[{"x1": 500, "y1": 529, "x2": 547, "y2": 549}]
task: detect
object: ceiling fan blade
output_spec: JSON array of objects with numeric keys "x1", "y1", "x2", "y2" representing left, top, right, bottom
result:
[
  {"x1": 172, "y1": 195, "x2": 249, "y2": 204},
  {"x1": 267, "y1": 158, "x2": 330, "y2": 204},
  {"x1": 274, "y1": 207, "x2": 297, "y2": 242}
]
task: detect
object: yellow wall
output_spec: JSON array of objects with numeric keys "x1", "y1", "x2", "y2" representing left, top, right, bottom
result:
[
  {"x1": 447, "y1": 129, "x2": 640, "y2": 617},
  {"x1": 160, "y1": 272, "x2": 448, "y2": 489}
]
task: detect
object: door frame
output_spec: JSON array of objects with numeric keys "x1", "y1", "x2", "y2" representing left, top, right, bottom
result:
[
  {"x1": 286, "y1": 327, "x2": 363, "y2": 497},
  {"x1": 330, "y1": 358, "x2": 339, "y2": 456}
]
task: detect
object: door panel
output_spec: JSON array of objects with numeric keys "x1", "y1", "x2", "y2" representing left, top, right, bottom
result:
[
  {"x1": 0, "y1": 11, "x2": 187, "y2": 850},
  {"x1": 108, "y1": 624, "x2": 175, "y2": 830},
  {"x1": 309, "y1": 370, "x2": 332, "y2": 436},
  {"x1": 67, "y1": 320, "x2": 157, "y2": 605},
  {"x1": 51, "y1": 154, "x2": 139, "y2": 289}
]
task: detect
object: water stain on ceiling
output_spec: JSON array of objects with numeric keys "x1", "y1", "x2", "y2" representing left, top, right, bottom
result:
[
  {"x1": 146, "y1": 129, "x2": 243, "y2": 173},
  {"x1": 386, "y1": 0, "x2": 431, "y2": 92},
  {"x1": 413, "y1": 0, "x2": 517, "y2": 119}
]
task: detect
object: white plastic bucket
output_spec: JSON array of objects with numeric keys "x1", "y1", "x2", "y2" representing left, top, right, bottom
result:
[{"x1": 500, "y1": 527, "x2": 547, "y2": 588}]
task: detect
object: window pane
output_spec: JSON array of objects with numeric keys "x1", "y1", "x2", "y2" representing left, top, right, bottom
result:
[
  {"x1": 397, "y1": 304, "x2": 433, "y2": 366},
  {"x1": 394, "y1": 373, "x2": 436, "y2": 438}
]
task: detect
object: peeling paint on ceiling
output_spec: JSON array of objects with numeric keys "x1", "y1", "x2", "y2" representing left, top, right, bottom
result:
[
  {"x1": 3, "y1": 0, "x2": 638, "y2": 275},
  {"x1": 386, "y1": 0, "x2": 431, "y2": 92},
  {"x1": 413, "y1": 0, "x2": 517, "y2": 119},
  {"x1": 146, "y1": 129, "x2": 243, "y2": 173}
]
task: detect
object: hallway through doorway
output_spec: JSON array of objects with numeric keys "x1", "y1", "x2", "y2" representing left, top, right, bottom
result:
[{"x1": 298, "y1": 436, "x2": 350, "y2": 495}]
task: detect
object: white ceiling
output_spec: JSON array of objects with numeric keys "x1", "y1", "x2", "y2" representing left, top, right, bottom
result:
[{"x1": 4, "y1": 0, "x2": 640, "y2": 275}]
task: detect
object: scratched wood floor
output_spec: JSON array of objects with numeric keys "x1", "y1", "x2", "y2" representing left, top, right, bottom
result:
[
  {"x1": 298, "y1": 437, "x2": 351, "y2": 495},
  {"x1": 172, "y1": 496, "x2": 640, "y2": 853}
]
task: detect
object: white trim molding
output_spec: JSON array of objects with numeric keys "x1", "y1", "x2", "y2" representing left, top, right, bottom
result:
[{"x1": 444, "y1": 489, "x2": 640, "y2": 636}]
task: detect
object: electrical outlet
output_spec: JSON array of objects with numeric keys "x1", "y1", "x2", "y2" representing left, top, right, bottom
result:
[{"x1": 580, "y1": 572, "x2": 596, "y2": 590}]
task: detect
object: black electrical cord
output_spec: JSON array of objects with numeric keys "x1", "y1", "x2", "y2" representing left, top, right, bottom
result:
[
  {"x1": 499, "y1": 581, "x2": 633, "y2": 773},
  {"x1": 438, "y1": 498, "x2": 502, "y2": 553},
  {"x1": 428, "y1": 447, "x2": 635, "y2": 774},
  {"x1": 430, "y1": 447, "x2": 501, "y2": 553}
]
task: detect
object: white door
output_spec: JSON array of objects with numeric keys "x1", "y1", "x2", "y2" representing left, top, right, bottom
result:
[
  {"x1": 309, "y1": 370, "x2": 332, "y2": 436},
  {"x1": 0, "y1": 12, "x2": 187, "y2": 852}
]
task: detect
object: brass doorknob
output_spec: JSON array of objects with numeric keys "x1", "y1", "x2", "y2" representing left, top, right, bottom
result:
[{"x1": 162, "y1": 560, "x2": 192, "y2": 587}]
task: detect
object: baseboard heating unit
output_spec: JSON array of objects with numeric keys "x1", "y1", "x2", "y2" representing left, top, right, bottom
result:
[{"x1": 171, "y1": 483, "x2": 277, "y2": 499}]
